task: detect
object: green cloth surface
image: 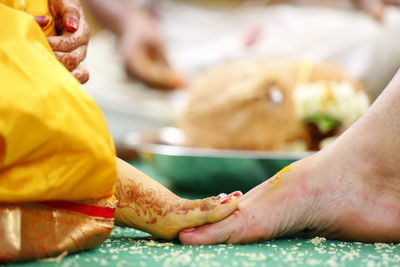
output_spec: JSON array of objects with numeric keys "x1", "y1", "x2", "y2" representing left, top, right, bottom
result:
[
  {"x1": 7, "y1": 226, "x2": 400, "y2": 267},
  {"x1": 5, "y1": 162, "x2": 400, "y2": 266}
]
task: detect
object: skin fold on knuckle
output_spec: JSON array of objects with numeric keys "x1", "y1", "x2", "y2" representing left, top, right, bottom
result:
[
  {"x1": 73, "y1": 69, "x2": 89, "y2": 84},
  {"x1": 48, "y1": 36, "x2": 75, "y2": 52},
  {"x1": 49, "y1": 24, "x2": 88, "y2": 52},
  {"x1": 55, "y1": 52, "x2": 79, "y2": 71}
]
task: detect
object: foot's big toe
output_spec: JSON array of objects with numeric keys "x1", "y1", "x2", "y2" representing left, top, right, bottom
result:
[{"x1": 179, "y1": 215, "x2": 237, "y2": 245}]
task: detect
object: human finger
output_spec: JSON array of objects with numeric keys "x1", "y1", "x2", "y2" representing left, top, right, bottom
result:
[
  {"x1": 54, "y1": 44, "x2": 87, "y2": 71},
  {"x1": 126, "y1": 44, "x2": 184, "y2": 89},
  {"x1": 34, "y1": 15, "x2": 50, "y2": 28},
  {"x1": 47, "y1": 16, "x2": 90, "y2": 52},
  {"x1": 48, "y1": 0, "x2": 80, "y2": 32},
  {"x1": 60, "y1": 0, "x2": 80, "y2": 32},
  {"x1": 71, "y1": 64, "x2": 89, "y2": 84}
]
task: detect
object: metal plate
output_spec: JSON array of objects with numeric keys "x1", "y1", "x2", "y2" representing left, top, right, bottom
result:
[{"x1": 124, "y1": 127, "x2": 313, "y2": 194}]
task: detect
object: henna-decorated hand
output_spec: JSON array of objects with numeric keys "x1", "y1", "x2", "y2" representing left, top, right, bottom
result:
[
  {"x1": 34, "y1": 0, "x2": 90, "y2": 84},
  {"x1": 114, "y1": 159, "x2": 240, "y2": 240},
  {"x1": 119, "y1": 9, "x2": 183, "y2": 90}
]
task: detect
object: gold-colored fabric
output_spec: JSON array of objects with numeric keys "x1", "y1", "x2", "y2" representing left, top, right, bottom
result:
[
  {"x1": 0, "y1": 0, "x2": 55, "y2": 36},
  {"x1": 0, "y1": 3, "x2": 116, "y2": 202},
  {"x1": 0, "y1": 201, "x2": 115, "y2": 262}
]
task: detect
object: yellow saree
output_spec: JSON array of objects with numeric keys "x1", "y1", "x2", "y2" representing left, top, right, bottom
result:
[{"x1": 0, "y1": 1, "x2": 116, "y2": 262}]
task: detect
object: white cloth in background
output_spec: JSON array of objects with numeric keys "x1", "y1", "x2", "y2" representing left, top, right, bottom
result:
[{"x1": 84, "y1": 2, "x2": 400, "y2": 145}]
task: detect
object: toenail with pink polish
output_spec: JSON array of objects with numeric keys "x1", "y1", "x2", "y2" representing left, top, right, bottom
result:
[
  {"x1": 220, "y1": 196, "x2": 231, "y2": 204},
  {"x1": 233, "y1": 192, "x2": 241, "y2": 197}
]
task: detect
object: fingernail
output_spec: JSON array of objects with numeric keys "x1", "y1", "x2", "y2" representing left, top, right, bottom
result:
[
  {"x1": 181, "y1": 227, "x2": 196, "y2": 233},
  {"x1": 233, "y1": 192, "x2": 241, "y2": 197},
  {"x1": 66, "y1": 17, "x2": 78, "y2": 32},
  {"x1": 220, "y1": 196, "x2": 231, "y2": 205},
  {"x1": 35, "y1": 15, "x2": 49, "y2": 27}
]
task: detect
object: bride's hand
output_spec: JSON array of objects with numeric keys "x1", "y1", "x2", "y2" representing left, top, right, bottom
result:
[{"x1": 34, "y1": 0, "x2": 90, "y2": 84}]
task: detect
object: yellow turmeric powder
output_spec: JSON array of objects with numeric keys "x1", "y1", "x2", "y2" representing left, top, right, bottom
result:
[{"x1": 272, "y1": 166, "x2": 293, "y2": 188}]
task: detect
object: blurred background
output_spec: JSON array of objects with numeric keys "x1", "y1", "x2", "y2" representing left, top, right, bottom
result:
[{"x1": 79, "y1": 0, "x2": 400, "y2": 193}]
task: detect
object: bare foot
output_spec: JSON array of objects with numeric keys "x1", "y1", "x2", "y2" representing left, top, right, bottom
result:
[
  {"x1": 115, "y1": 159, "x2": 241, "y2": 240},
  {"x1": 179, "y1": 71, "x2": 400, "y2": 244}
]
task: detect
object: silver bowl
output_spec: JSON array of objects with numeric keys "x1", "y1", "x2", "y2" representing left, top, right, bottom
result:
[{"x1": 124, "y1": 127, "x2": 313, "y2": 194}]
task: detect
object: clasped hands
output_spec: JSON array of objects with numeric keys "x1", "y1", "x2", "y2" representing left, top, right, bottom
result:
[{"x1": 34, "y1": 0, "x2": 89, "y2": 84}]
